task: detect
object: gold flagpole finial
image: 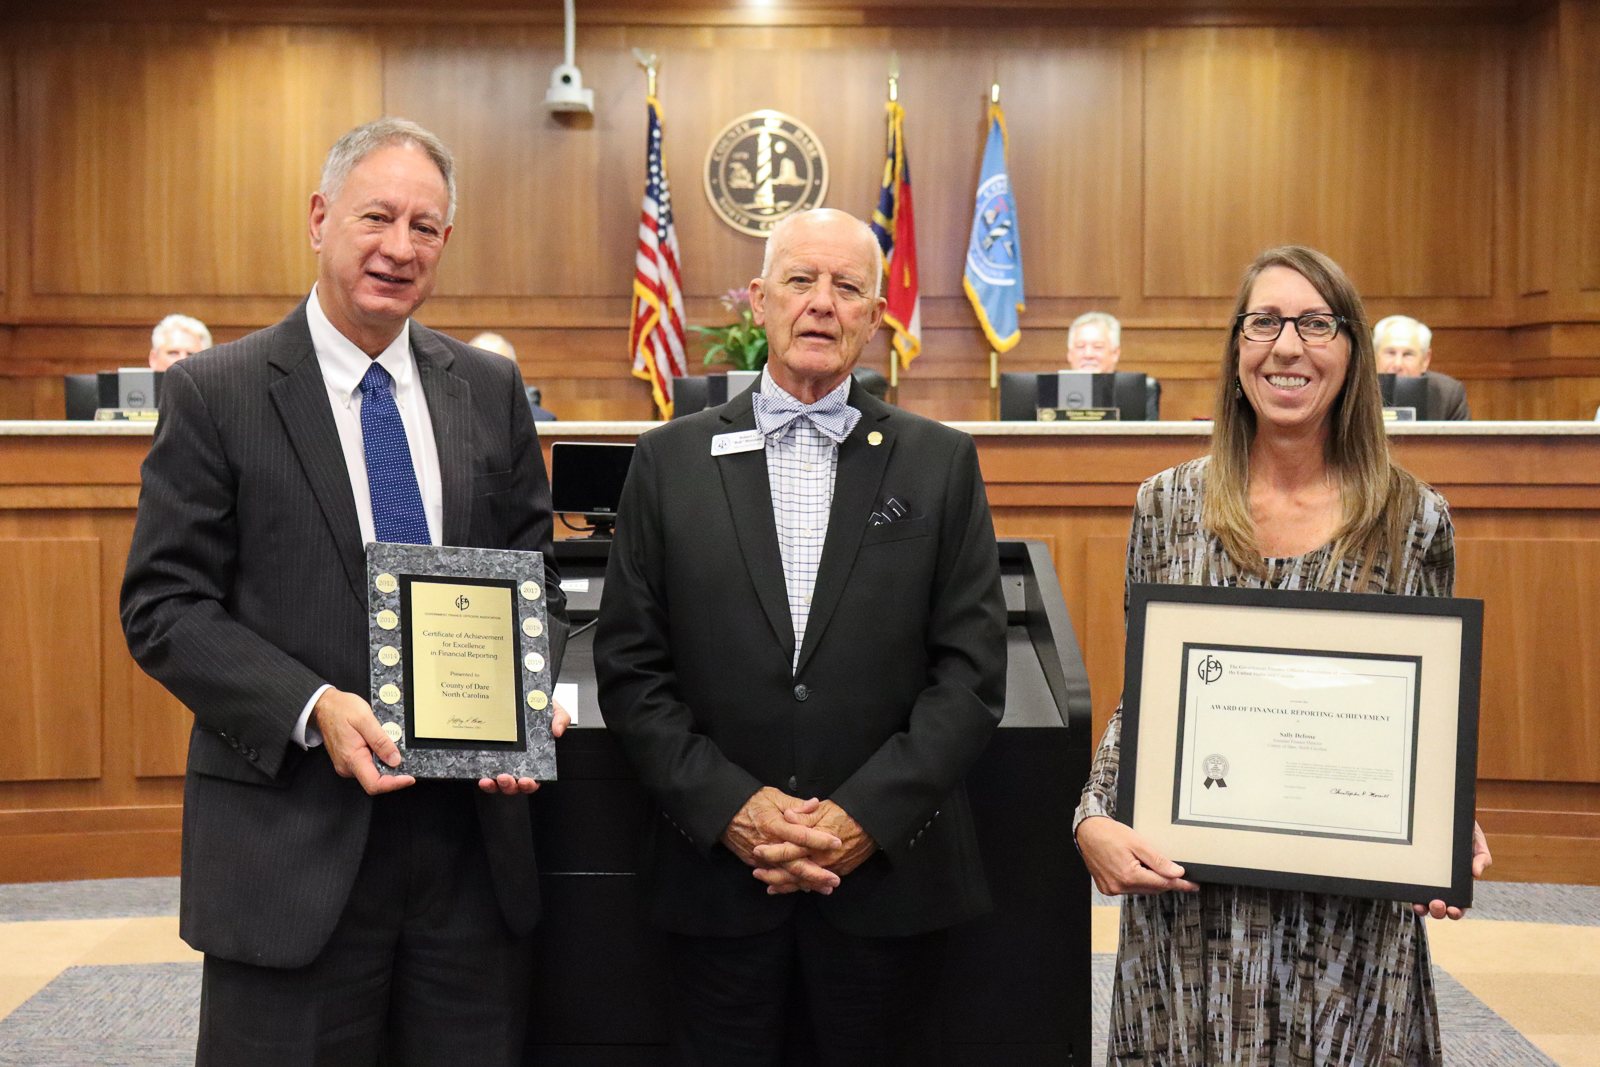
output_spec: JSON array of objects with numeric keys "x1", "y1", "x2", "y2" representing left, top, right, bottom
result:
[
  {"x1": 888, "y1": 52, "x2": 900, "y2": 102},
  {"x1": 632, "y1": 47, "x2": 659, "y2": 97},
  {"x1": 990, "y1": 81, "x2": 1001, "y2": 105}
]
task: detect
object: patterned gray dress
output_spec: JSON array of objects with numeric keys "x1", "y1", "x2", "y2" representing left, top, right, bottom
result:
[{"x1": 1075, "y1": 458, "x2": 1455, "y2": 1067}]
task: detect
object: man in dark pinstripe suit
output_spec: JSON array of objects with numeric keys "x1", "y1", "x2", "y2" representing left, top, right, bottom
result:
[{"x1": 121, "y1": 118, "x2": 567, "y2": 1066}]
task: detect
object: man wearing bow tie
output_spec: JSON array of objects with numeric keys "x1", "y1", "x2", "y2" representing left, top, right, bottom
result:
[{"x1": 596, "y1": 209, "x2": 1006, "y2": 1064}]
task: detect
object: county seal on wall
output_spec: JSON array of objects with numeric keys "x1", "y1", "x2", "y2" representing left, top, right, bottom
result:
[{"x1": 703, "y1": 110, "x2": 828, "y2": 236}]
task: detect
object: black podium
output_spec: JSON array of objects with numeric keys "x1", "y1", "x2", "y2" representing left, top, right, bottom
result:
[{"x1": 525, "y1": 537, "x2": 1094, "y2": 1065}]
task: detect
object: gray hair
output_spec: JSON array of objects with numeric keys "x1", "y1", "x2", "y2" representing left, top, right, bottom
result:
[
  {"x1": 152, "y1": 314, "x2": 212, "y2": 351},
  {"x1": 1068, "y1": 311, "x2": 1121, "y2": 349},
  {"x1": 468, "y1": 331, "x2": 517, "y2": 361},
  {"x1": 761, "y1": 209, "x2": 884, "y2": 301},
  {"x1": 1373, "y1": 314, "x2": 1431, "y2": 351},
  {"x1": 320, "y1": 117, "x2": 456, "y2": 226}
]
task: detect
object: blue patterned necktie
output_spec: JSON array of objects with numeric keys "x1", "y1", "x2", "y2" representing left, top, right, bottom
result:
[
  {"x1": 751, "y1": 386, "x2": 861, "y2": 444},
  {"x1": 359, "y1": 362, "x2": 430, "y2": 545}
]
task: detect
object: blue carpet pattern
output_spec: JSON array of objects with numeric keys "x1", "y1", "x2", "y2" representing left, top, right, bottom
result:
[
  {"x1": 0, "y1": 878, "x2": 1586, "y2": 1066},
  {"x1": 0, "y1": 880, "x2": 181, "y2": 924},
  {"x1": 0, "y1": 964, "x2": 198, "y2": 1067}
]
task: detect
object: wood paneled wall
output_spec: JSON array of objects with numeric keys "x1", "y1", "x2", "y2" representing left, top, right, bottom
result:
[{"x1": 2, "y1": 5, "x2": 1599, "y2": 421}]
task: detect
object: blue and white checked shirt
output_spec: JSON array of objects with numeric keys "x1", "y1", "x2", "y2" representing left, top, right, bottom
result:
[{"x1": 752, "y1": 368, "x2": 862, "y2": 672}]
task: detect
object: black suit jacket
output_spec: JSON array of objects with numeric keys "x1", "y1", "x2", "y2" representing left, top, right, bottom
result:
[
  {"x1": 121, "y1": 301, "x2": 567, "y2": 968},
  {"x1": 594, "y1": 383, "x2": 1006, "y2": 939},
  {"x1": 1423, "y1": 371, "x2": 1472, "y2": 420}
]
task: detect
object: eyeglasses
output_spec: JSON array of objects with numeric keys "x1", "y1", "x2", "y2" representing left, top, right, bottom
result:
[{"x1": 1235, "y1": 313, "x2": 1346, "y2": 345}]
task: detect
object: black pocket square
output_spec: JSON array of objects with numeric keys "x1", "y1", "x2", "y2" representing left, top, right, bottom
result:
[{"x1": 868, "y1": 496, "x2": 912, "y2": 527}]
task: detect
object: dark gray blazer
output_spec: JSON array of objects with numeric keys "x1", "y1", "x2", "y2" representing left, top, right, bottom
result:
[
  {"x1": 121, "y1": 301, "x2": 567, "y2": 968},
  {"x1": 595, "y1": 383, "x2": 1006, "y2": 939},
  {"x1": 1424, "y1": 371, "x2": 1472, "y2": 420}
]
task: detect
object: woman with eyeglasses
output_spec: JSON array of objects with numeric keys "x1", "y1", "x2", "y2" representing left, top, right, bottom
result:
[{"x1": 1073, "y1": 246, "x2": 1492, "y2": 1066}]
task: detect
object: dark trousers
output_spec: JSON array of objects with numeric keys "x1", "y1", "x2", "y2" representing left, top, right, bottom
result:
[
  {"x1": 196, "y1": 782, "x2": 532, "y2": 1067},
  {"x1": 666, "y1": 895, "x2": 948, "y2": 1067}
]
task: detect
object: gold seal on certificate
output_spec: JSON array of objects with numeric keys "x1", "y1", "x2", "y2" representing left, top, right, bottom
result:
[{"x1": 365, "y1": 543, "x2": 558, "y2": 782}]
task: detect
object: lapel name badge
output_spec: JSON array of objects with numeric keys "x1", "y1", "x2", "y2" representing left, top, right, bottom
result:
[
  {"x1": 868, "y1": 431, "x2": 883, "y2": 446},
  {"x1": 712, "y1": 429, "x2": 765, "y2": 456}
]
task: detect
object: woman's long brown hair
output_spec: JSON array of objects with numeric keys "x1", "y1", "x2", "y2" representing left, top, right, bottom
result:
[{"x1": 1203, "y1": 246, "x2": 1420, "y2": 584}]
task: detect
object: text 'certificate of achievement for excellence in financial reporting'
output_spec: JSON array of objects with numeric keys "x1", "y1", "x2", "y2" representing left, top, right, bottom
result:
[
  {"x1": 1175, "y1": 647, "x2": 1419, "y2": 843},
  {"x1": 408, "y1": 579, "x2": 521, "y2": 743},
  {"x1": 1119, "y1": 584, "x2": 1482, "y2": 908}
]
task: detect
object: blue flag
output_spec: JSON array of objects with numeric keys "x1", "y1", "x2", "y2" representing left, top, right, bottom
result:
[{"x1": 962, "y1": 103, "x2": 1024, "y2": 353}]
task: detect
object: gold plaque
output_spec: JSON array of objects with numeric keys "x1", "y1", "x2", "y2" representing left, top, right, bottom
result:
[
  {"x1": 520, "y1": 580, "x2": 541, "y2": 601},
  {"x1": 375, "y1": 573, "x2": 398, "y2": 594},
  {"x1": 382, "y1": 721, "x2": 403, "y2": 743},
  {"x1": 524, "y1": 651, "x2": 545, "y2": 673},
  {"x1": 377, "y1": 609, "x2": 399, "y2": 630},
  {"x1": 704, "y1": 110, "x2": 828, "y2": 237},
  {"x1": 522, "y1": 616, "x2": 543, "y2": 639},
  {"x1": 409, "y1": 580, "x2": 520, "y2": 743},
  {"x1": 378, "y1": 645, "x2": 401, "y2": 667},
  {"x1": 527, "y1": 690, "x2": 549, "y2": 711},
  {"x1": 378, "y1": 683, "x2": 401, "y2": 705},
  {"x1": 868, "y1": 431, "x2": 883, "y2": 446}
]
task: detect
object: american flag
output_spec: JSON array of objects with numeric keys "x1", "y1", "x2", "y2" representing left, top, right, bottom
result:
[
  {"x1": 871, "y1": 98, "x2": 921, "y2": 368},
  {"x1": 629, "y1": 95, "x2": 689, "y2": 419}
]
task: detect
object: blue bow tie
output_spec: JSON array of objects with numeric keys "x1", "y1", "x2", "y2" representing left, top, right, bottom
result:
[{"x1": 752, "y1": 387, "x2": 861, "y2": 444}]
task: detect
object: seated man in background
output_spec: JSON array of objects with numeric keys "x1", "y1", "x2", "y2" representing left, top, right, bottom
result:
[
  {"x1": 1373, "y1": 314, "x2": 1471, "y2": 420},
  {"x1": 1065, "y1": 311, "x2": 1160, "y2": 420},
  {"x1": 470, "y1": 330, "x2": 556, "y2": 420},
  {"x1": 148, "y1": 314, "x2": 213, "y2": 371}
]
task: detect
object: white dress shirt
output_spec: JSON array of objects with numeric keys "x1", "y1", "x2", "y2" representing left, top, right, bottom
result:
[
  {"x1": 294, "y1": 285, "x2": 445, "y2": 748},
  {"x1": 758, "y1": 368, "x2": 856, "y2": 673}
]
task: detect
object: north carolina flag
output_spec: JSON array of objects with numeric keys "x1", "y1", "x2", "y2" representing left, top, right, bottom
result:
[
  {"x1": 629, "y1": 95, "x2": 689, "y2": 419},
  {"x1": 870, "y1": 99, "x2": 921, "y2": 368},
  {"x1": 962, "y1": 102, "x2": 1025, "y2": 353}
]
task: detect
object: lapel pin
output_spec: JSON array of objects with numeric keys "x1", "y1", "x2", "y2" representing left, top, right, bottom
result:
[{"x1": 868, "y1": 431, "x2": 883, "y2": 446}]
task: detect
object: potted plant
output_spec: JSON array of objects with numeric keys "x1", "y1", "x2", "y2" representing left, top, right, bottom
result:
[{"x1": 694, "y1": 289, "x2": 767, "y2": 398}]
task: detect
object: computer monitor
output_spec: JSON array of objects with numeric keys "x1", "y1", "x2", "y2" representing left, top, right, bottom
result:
[
  {"x1": 998, "y1": 372, "x2": 1158, "y2": 421},
  {"x1": 550, "y1": 442, "x2": 636, "y2": 537},
  {"x1": 1378, "y1": 373, "x2": 1430, "y2": 418},
  {"x1": 670, "y1": 373, "x2": 760, "y2": 418}
]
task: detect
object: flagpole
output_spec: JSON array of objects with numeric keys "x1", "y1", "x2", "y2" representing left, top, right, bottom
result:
[
  {"x1": 988, "y1": 80, "x2": 999, "y2": 420},
  {"x1": 887, "y1": 57, "x2": 901, "y2": 406}
]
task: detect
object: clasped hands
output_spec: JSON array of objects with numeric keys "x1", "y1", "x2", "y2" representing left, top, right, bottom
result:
[
  {"x1": 721, "y1": 786, "x2": 877, "y2": 895},
  {"x1": 313, "y1": 686, "x2": 570, "y2": 796}
]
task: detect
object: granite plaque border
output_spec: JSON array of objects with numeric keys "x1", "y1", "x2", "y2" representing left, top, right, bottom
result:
[{"x1": 366, "y1": 542, "x2": 556, "y2": 780}]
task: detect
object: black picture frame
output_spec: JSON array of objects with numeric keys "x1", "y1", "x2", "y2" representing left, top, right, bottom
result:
[{"x1": 1118, "y1": 583, "x2": 1483, "y2": 907}]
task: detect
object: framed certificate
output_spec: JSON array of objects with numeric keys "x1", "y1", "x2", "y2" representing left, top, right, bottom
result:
[
  {"x1": 1118, "y1": 584, "x2": 1482, "y2": 907},
  {"x1": 366, "y1": 543, "x2": 557, "y2": 781}
]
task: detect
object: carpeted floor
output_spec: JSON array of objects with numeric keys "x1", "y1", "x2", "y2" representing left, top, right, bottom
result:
[
  {"x1": 0, "y1": 964, "x2": 198, "y2": 1067},
  {"x1": 0, "y1": 957, "x2": 1561, "y2": 1067},
  {"x1": 2, "y1": 878, "x2": 1596, "y2": 1066}
]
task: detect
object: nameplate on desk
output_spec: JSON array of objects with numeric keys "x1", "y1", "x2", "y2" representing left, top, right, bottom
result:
[
  {"x1": 366, "y1": 543, "x2": 556, "y2": 781},
  {"x1": 93, "y1": 408, "x2": 159, "y2": 422},
  {"x1": 712, "y1": 429, "x2": 765, "y2": 455},
  {"x1": 1037, "y1": 407, "x2": 1120, "y2": 422},
  {"x1": 1383, "y1": 407, "x2": 1418, "y2": 422}
]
